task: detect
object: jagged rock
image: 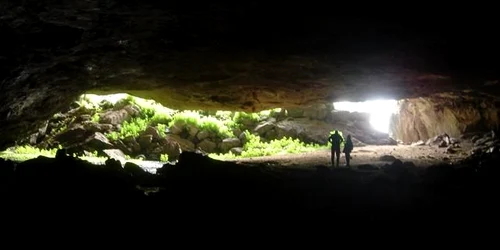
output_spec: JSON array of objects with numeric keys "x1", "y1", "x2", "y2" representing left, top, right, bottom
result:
[
  {"x1": 113, "y1": 140, "x2": 133, "y2": 155},
  {"x1": 166, "y1": 134, "x2": 195, "y2": 152},
  {"x1": 55, "y1": 125, "x2": 89, "y2": 146},
  {"x1": 103, "y1": 149, "x2": 126, "y2": 162},
  {"x1": 254, "y1": 122, "x2": 275, "y2": 136},
  {"x1": 82, "y1": 122, "x2": 113, "y2": 133},
  {"x1": 275, "y1": 122, "x2": 299, "y2": 139},
  {"x1": 75, "y1": 114, "x2": 92, "y2": 123},
  {"x1": 230, "y1": 147, "x2": 243, "y2": 155},
  {"x1": 84, "y1": 132, "x2": 114, "y2": 151},
  {"x1": 99, "y1": 109, "x2": 130, "y2": 125},
  {"x1": 219, "y1": 138, "x2": 241, "y2": 153},
  {"x1": 170, "y1": 124, "x2": 183, "y2": 135},
  {"x1": 137, "y1": 135, "x2": 153, "y2": 149},
  {"x1": 411, "y1": 140, "x2": 425, "y2": 146},
  {"x1": 186, "y1": 124, "x2": 199, "y2": 138},
  {"x1": 162, "y1": 137, "x2": 182, "y2": 161},
  {"x1": 143, "y1": 126, "x2": 160, "y2": 140},
  {"x1": 197, "y1": 139, "x2": 217, "y2": 153},
  {"x1": 123, "y1": 105, "x2": 141, "y2": 117},
  {"x1": 195, "y1": 130, "x2": 209, "y2": 141},
  {"x1": 379, "y1": 155, "x2": 397, "y2": 161}
]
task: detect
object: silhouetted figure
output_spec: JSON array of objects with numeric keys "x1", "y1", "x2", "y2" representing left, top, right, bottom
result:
[
  {"x1": 343, "y1": 135, "x2": 354, "y2": 167},
  {"x1": 328, "y1": 130, "x2": 343, "y2": 167}
]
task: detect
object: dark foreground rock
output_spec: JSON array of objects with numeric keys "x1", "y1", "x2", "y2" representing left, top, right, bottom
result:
[{"x1": 1, "y1": 149, "x2": 500, "y2": 224}]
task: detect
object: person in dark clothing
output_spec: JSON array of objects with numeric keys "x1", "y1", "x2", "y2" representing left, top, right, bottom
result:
[
  {"x1": 343, "y1": 135, "x2": 354, "y2": 167},
  {"x1": 328, "y1": 130, "x2": 343, "y2": 167}
]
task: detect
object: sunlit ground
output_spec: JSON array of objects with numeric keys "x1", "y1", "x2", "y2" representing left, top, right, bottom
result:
[{"x1": 333, "y1": 100, "x2": 399, "y2": 133}]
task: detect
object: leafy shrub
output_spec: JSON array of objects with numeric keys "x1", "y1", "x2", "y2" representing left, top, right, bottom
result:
[
  {"x1": 157, "y1": 123, "x2": 168, "y2": 138},
  {"x1": 209, "y1": 131, "x2": 327, "y2": 159},
  {"x1": 233, "y1": 112, "x2": 260, "y2": 125},
  {"x1": 160, "y1": 154, "x2": 169, "y2": 162},
  {"x1": 169, "y1": 111, "x2": 201, "y2": 128}
]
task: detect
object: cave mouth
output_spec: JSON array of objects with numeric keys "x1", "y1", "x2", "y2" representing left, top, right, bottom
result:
[{"x1": 333, "y1": 99, "x2": 399, "y2": 134}]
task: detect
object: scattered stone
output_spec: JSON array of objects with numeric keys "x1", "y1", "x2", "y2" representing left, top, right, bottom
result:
[
  {"x1": 83, "y1": 122, "x2": 113, "y2": 133},
  {"x1": 137, "y1": 135, "x2": 153, "y2": 149},
  {"x1": 220, "y1": 138, "x2": 241, "y2": 153},
  {"x1": 475, "y1": 136, "x2": 493, "y2": 147},
  {"x1": 103, "y1": 149, "x2": 126, "y2": 162},
  {"x1": 379, "y1": 155, "x2": 397, "y2": 161},
  {"x1": 411, "y1": 140, "x2": 425, "y2": 146},
  {"x1": 230, "y1": 147, "x2": 243, "y2": 155},
  {"x1": 197, "y1": 139, "x2": 217, "y2": 153}
]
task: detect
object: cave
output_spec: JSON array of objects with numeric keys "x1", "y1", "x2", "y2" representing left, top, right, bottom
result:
[{"x1": 2, "y1": 1, "x2": 500, "y2": 223}]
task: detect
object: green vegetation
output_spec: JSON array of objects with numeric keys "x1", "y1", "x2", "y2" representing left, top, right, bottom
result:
[
  {"x1": 160, "y1": 154, "x2": 169, "y2": 162},
  {"x1": 209, "y1": 131, "x2": 327, "y2": 160}
]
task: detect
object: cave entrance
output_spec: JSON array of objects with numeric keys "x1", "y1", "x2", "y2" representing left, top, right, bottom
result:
[{"x1": 333, "y1": 100, "x2": 399, "y2": 134}]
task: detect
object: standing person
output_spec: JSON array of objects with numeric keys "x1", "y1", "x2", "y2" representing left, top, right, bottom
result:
[
  {"x1": 343, "y1": 135, "x2": 354, "y2": 167},
  {"x1": 328, "y1": 130, "x2": 343, "y2": 167}
]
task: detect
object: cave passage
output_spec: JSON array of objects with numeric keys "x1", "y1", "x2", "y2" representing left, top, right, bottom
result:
[{"x1": 333, "y1": 100, "x2": 399, "y2": 134}]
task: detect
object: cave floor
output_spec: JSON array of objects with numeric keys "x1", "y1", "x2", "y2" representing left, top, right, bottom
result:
[{"x1": 226, "y1": 143, "x2": 473, "y2": 169}]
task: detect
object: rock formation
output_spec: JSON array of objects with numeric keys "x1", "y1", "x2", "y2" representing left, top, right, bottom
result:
[{"x1": 1, "y1": 1, "x2": 500, "y2": 148}]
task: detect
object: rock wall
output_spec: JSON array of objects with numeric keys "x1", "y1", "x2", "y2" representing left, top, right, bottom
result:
[{"x1": 391, "y1": 92, "x2": 500, "y2": 143}]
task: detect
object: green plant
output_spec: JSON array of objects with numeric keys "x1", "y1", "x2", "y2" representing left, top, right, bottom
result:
[
  {"x1": 160, "y1": 154, "x2": 169, "y2": 162},
  {"x1": 91, "y1": 113, "x2": 100, "y2": 123},
  {"x1": 157, "y1": 123, "x2": 167, "y2": 138},
  {"x1": 233, "y1": 112, "x2": 260, "y2": 125},
  {"x1": 209, "y1": 130, "x2": 327, "y2": 160}
]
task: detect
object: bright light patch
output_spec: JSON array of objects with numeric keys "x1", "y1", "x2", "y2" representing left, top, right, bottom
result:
[
  {"x1": 83, "y1": 93, "x2": 129, "y2": 104},
  {"x1": 333, "y1": 100, "x2": 398, "y2": 134}
]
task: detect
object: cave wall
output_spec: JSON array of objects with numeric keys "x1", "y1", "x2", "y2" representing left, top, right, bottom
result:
[{"x1": 391, "y1": 92, "x2": 500, "y2": 143}]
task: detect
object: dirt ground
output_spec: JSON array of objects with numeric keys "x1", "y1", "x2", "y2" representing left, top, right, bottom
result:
[{"x1": 226, "y1": 142, "x2": 474, "y2": 169}]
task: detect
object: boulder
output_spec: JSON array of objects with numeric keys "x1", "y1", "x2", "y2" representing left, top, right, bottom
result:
[
  {"x1": 264, "y1": 129, "x2": 278, "y2": 141},
  {"x1": 239, "y1": 132, "x2": 248, "y2": 145},
  {"x1": 55, "y1": 125, "x2": 89, "y2": 146},
  {"x1": 162, "y1": 138, "x2": 182, "y2": 161},
  {"x1": 446, "y1": 146, "x2": 457, "y2": 154},
  {"x1": 82, "y1": 122, "x2": 113, "y2": 133},
  {"x1": 170, "y1": 124, "x2": 183, "y2": 135},
  {"x1": 232, "y1": 128, "x2": 242, "y2": 138},
  {"x1": 379, "y1": 155, "x2": 397, "y2": 162},
  {"x1": 197, "y1": 139, "x2": 218, "y2": 153},
  {"x1": 113, "y1": 140, "x2": 133, "y2": 155},
  {"x1": 230, "y1": 147, "x2": 243, "y2": 155},
  {"x1": 254, "y1": 121, "x2": 275, "y2": 136},
  {"x1": 166, "y1": 134, "x2": 195, "y2": 152},
  {"x1": 123, "y1": 105, "x2": 141, "y2": 117},
  {"x1": 103, "y1": 149, "x2": 126, "y2": 161},
  {"x1": 186, "y1": 124, "x2": 199, "y2": 138},
  {"x1": 137, "y1": 135, "x2": 153, "y2": 149},
  {"x1": 275, "y1": 123, "x2": 299, "y2": 139},
  {"x1": 286, "y1": 108, "x2": 304, "y2": 118},
  {"x1": 124, "y1": 162, "x2": 147, "y2": 178},
  {"x1": 219, "y1": 138, "x2": 241, "y2": 153},
  {"x1": 84, "y1": 132, "x2": 114, "y2": 151},
  {"x1": 143, "y1": 126, "x2": 160, "y2": 140},
  {"x1": 99, "y1": 109, "x2": 130, "y2": 125},
  {"x1": 75, "y1": 114, "x2": 92, "y2": 123},
  {"x1": 197, "y1": 130, "x2": 210, "y2": 140},
  {"x1": 105, "y1": 158, "x2": 123, "y2": 172}
]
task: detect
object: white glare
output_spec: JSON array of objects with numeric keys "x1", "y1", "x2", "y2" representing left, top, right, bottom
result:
[{"x1": 333, "y1": 100, "x2": 398, "y2": 133}]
